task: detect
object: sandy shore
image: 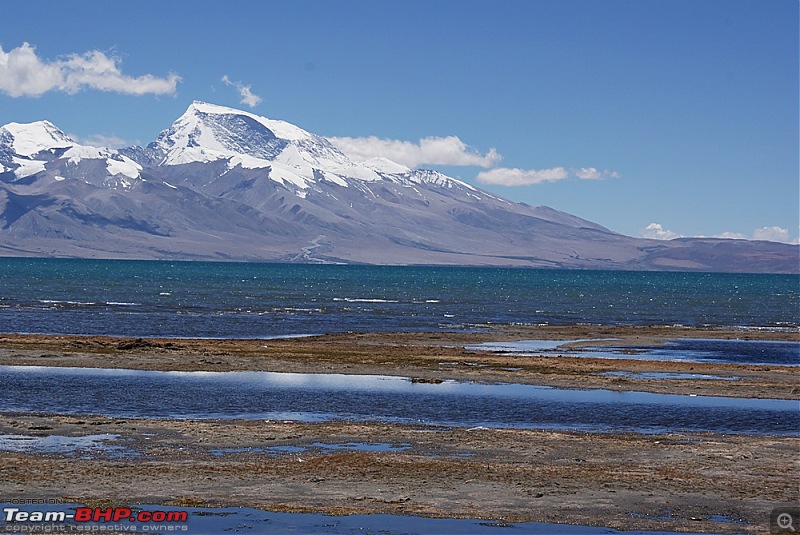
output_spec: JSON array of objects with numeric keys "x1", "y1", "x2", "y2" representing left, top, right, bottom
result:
[{"x1": 0, "y1": 326, "x2": 798, "y2": 534}]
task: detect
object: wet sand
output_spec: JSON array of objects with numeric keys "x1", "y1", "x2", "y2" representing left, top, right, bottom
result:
[{"x1": 0, "y1": 326, "x2": 798, "y2": 534}]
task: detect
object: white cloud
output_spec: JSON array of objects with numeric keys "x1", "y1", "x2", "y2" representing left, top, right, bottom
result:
[
  {"x1": 714, "y1": 227, "x2": 798, "y2": 244},
  {"x1": 752, "y1": 226, "x2": 793, "y2": 243},
  {"x1": 476, "y1": 166, "x2": 569, "y2": 186},
  {"x1": 645, "y1": 225, "x2": 799, "y2": 244},
  {"x1": 75, "y1": 133, "x2": 135, "y2": 149},
  {"x1": 221, "y1": 75, "x2": 262, "y2": 108},
  {"x1": 574, "y1": 167, "x2": 620, "y2": 180},
  {"x1": 476, "y1": 166, "x2": 619, "y2": 186},
  {"x1": 0, "y1": 42, "x2": 179, "y2": 97},
  {"x1": 641, "y1": 223, "x2": 682, "y2": 240},
  {"x1": 327, "y1": 135, "x2": 501, "y2": 169},
  {"x1": 328, "y1": 134, "x2": 619, "y2": 187},
  {"x1": 714, "y1": 231, "x2": 747, "y2": 240}
]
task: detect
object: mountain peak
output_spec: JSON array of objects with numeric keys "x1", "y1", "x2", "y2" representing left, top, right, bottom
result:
[
  {"x1": 1, "y1": 103, "x2": 796, "y2": 272},
  {"x1": 182, "y1": 101, "x2": 313, "y2": 142},
  {"x1": 1, "y1": 120, "x2": 75, "y2": 157},
  {"x1": 151, "y1": 102, "x2": 354, "y2": 173},
  {"x1": 0, "y1": 120, "x2": 141, "y2": 184}
]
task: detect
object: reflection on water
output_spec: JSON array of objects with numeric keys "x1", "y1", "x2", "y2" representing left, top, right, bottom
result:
[
  {"x1": 467, "y1": 338, "x2": 800, "y2": 366},
  {"x1": 310, "y1": 442, "x2": 412, "y2": 453},
  {"x1": 0, "y1": 433, "x2": 136, "y2": 458},
  {"x1": 1, "y1": 366, "x2": 797, "y2": 434}
]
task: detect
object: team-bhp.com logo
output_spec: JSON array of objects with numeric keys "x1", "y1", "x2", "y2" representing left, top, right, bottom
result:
[{"x1": 3, "y1": 506, "x2": 189, "y2": 532}]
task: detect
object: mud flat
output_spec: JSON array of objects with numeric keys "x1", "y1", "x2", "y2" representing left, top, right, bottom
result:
[
  {"x1": 0, "y1": 413, "x2": 797, "y2": 534},
  {"x1": 0, "y1": 326, "x2": 797, "y2": 534},
  {"x1": 0, "y1": 325, "x2": 796, "y2": 399}
]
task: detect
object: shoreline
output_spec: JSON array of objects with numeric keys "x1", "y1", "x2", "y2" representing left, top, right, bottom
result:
[{"x1": 0, "y1": 325, "x2": 798, "y2": 534}]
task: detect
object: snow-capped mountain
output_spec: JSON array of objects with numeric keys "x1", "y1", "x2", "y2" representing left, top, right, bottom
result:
[
  {"x1": 151, "y1": 101, "x2": 349, "y2": 170},
  {"x1": 0, "y1": 120, "x2": 141, "y2": 188},
  {"x1": 0, "y1": 103, "x2": 796, "y2": 273},
  {"x1": 138, "y1": 101, "x2": 478, "y2": 192}
]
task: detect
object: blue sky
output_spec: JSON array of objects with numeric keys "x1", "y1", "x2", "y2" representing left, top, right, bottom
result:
[{"x1": 1, "y1": 0, "x2": 797, "y2": 243}]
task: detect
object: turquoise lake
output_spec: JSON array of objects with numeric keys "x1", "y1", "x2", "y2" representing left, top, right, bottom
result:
[{"x1": 0, "y1": 258, "x2": 797, "y2": 337}]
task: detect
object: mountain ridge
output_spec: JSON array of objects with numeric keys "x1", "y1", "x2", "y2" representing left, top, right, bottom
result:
[{"x1": 0, "y1": 102, "x2": 797, "y2": 273}]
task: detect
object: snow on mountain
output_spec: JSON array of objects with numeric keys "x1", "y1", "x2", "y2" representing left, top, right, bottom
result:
[
  {"x1": 0, "y1": 101, "x2": 472, "y2": 196},
  {"x1": 2, "y1": 121, "x2": 74, "y2": 157},
  {"x1": 151, "y1": 101, "x2": 350, "y2": 171},
  {"x1": 146, "y1": 101, "x2": 473, "y2": 192},
  {"x1": 104, "y1": 155, "x2": 142, "y2": 180},
  {"x1": 0, "y1": 120, "x2": 141, "y2": 184},
  {"x1": 0, "y1": 102, "x2": 795, "y2": 273},
  {"x1": 362, "y1": 157, "x2": 411, "y2": 174}
]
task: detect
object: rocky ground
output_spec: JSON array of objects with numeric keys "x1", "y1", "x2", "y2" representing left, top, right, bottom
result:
[{"x1": 0, "y1": 326, "x2": 797, "y2": 534}]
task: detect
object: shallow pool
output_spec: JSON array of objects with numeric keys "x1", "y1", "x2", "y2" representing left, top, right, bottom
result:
[
  {"x1": 466, "y1": 338, "x2": 800, "y2": 366},
  {"x1": 0, "y1": 502, "x2": 738, "y2": 535},
  {"x1": 1, "y1": 366, "x2": 797, "y2": 434}
]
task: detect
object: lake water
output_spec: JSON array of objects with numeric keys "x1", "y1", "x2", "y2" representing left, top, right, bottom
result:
[
  {"x1": 0, "y1": 259, "x2": 795, "y2": 533},
  {"x1": 467, "y1": 338, "x2": 800, "y2": 366},
  {"x1": 1, "y1": 366, "x2": 796, "y2": 434},
  {"x1": 0, "y1": 502, "x2": 727, "y2": 535},
  {"x1": 0, "y1": 258, "x2": 797, "y2": 337}
]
